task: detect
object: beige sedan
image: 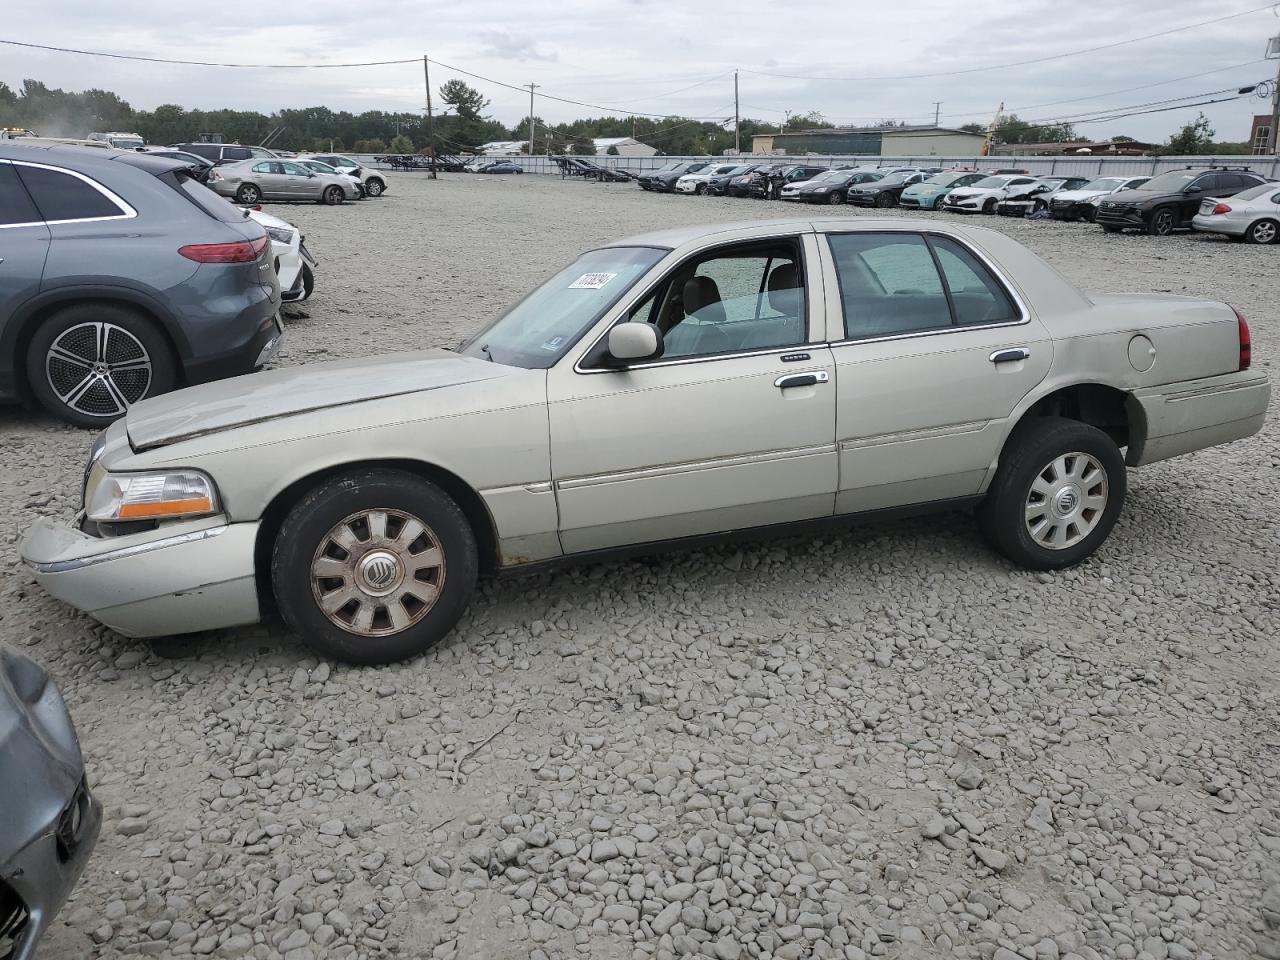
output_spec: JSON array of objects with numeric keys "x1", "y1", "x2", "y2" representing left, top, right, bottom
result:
[
  {"x1": 21, "y1": 219, "x2": 1271, "y2": 663},
  {"x1": 207, "y1": 158, "x2": 358, "y2": 205}
]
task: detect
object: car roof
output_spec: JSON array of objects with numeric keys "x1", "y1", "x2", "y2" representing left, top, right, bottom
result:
[
  {"x1": 601, "y1": 216, "x2": 1017, "y2": 251},
  {"x1": 0, "y1": 141, "x2": 187, "y2": 176}
]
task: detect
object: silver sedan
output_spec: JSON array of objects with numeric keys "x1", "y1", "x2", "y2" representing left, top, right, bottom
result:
[
  {"x1": 21, "y1": 219, "x2": 1271, "y2": 664},
  {"x1": 1191, "y1": 182, "x2": 1280, "y2": 244},
  {"x1": 208, "y1": 159, "x2": 359, "y2": 205}
]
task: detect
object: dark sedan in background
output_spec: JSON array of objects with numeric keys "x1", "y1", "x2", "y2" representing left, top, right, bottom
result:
[
  {"x1": 780, "y1": 168, "x2": 882, "y2": 204},
  {"x1": 705, "y1": 163, "x2": 761, "y2": 196},
  {"x1": 1, "y1": 646, "x2": 100, "y2": 960},
  {"x1": 638, "y1": 161, "x2": 709, "y2": 192},
  {"x1": 846, "y1": 170, "x2": 929, "y2": 207}
]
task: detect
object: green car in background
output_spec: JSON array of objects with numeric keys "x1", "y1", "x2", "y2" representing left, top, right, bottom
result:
[{"x1": 900, "y1": 171, "x2": 986, "y2": 210}]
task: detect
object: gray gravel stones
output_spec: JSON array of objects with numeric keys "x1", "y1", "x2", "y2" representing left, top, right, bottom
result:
[{"x1": 13, "y1": 172, "x2": 1280, "y2": 960}]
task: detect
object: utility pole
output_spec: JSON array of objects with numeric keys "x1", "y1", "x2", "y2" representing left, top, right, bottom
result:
[
  {"x1": 1271, "y1": 42, "x2": 1280, "y2": 155},
  {"x1": 933, "y1": 102, "x2": 941, "y2": 127},
  {"x1": 526, "y1": 83, "x2": 539, "y2": 156},
  {"x1": 423, "y1": 55, "x2": 436, "y2": 179},
  {"x1": 734, "y1": 70, "x2": 740, "y2": 154}
]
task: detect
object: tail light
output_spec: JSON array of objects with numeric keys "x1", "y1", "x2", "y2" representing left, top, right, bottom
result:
[
  {"x1": 1212, "y1": 203, "x2": 1232, "y2": 215},
  {"x1": 179, "y1": 235, "x2": 269, "y2": 263},
  {"x1": 1234, "y1": 307, "x2": 1251, "y2": 370}
]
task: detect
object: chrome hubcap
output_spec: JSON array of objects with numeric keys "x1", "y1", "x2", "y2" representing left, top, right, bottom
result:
[
  {"x1": 1025, "y1": 452, "x2": 1108, "y2": 550},
  {"x1": 46, "y1": 322, "x2": 152, "y2": 418},
  {"x1": 1253, "y1": 222, "x2": 1276, "y2": 243},
  {"x1": 310, "y1": 509, "x2": 445, "y2": 637}
]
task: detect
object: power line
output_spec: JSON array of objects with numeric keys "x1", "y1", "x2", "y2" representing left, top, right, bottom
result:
[
  {"x1": 738, "y1": 3, "x2": 1276, "y2": 82},
  {"x1": 0, "y1": 38, "x2": 419, "y2": 68}
]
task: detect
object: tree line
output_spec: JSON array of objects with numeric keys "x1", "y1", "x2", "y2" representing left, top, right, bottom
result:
[{"x1": 0, "y1": 78, "x2": 1254, "y2": 156}]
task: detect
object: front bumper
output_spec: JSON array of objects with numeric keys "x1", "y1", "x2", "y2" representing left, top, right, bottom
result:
[
  {"x1": 996, "y1": 200, "x2": 1036, "y2": 217},
  {"x1": 1128, "y1": 371, "x2": 1271, "y2": 467},
  {"x1": 2, "y1": 778, "x2": 101, "y2": 960},
  {"x1": 846, "y1": 192, "x2": 884, "y2": 207},
  {"x1": 1050, "y1": 200, "x2": 1092, "y2": 219},
  {"x1": 20, "y1": 517, "x2": 262, "y2": 638},
  {"x1": 942, "y1": 197, "x2": 985, "y2": 212},
  {"x1": 1191, "y1": 215, "x2": 1247, "y2": 237},
  {"x1": 1095, "y1": 205, "x2": 1146, "y2": 228}
]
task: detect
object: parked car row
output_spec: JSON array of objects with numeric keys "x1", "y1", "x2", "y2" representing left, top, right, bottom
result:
[
  {"x1": 0, "y1": 140, "x2": 330, "y2": 427},
  {"x1": 640, "y1": 157, "x2": 1279, "y2": 243},
  {"x1": 162, "y1": 145, "x2": 389, "y2": 200}
]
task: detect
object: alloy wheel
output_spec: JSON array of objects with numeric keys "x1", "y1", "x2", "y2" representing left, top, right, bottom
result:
[
  {"x1": 45, "y1": 322, "x2": 152, "y2": 419},
  {"x1": 310, "y1": 508, "x2": 446, "y2": 637},
  {"x1": 1151, "y1": 210, "x2": 1175, "y2": 235},
  {"x1": 1249, "y1": 220, "x2": 1277, "y2": 244},
  {"x1": 1024, "y1": 452, "x2": 1108, "y2": 550}
]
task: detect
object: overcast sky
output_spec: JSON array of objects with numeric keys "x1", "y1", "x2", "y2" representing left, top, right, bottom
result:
[{"x1": 4, "y1": 0, "x2": 1278, "y2": 143}]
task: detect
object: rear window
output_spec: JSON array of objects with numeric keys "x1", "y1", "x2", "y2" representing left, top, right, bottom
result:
[
  {"x1": 163, "y1": 169, "x2": 246, "y2": 223},
  {"x1": 223, "y1": 147, "x2": 251, "y2": 161},
  {"x1": 13, "y1": 164, "x2": 128, "y2": 222},
  {"x1": 182, "y1": 144, "x2": 220, "y2": 160}
]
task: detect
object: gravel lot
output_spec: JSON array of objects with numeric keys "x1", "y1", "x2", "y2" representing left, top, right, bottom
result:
[{"x1": 6, "y1": 172, "x2": 1279, "y2": 960}]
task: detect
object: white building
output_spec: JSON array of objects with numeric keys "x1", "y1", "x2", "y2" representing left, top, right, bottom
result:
[{"x1": 592, "y1": 137, "x2": 657, "y2": 157}]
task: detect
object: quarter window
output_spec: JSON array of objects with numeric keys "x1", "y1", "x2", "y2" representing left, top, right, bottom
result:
[
  {"x1": 630, "y1": 241, "x2": 807, "y2": 359},
  {"x1": 252, "y1": 162, "x2": 272, "y2": 174},
  {"x1": 0, "y1": 164, "x2": 41, "y2": 225},
  {"x1": 828, "y1": 233, "x2": 1018, "y2": 339},
  {"x1": 13, "y1": 164, "x2": 127, "y2": 222},
  {"x1": 223, "y1": 147, "x2": 251, "y2": 161}
]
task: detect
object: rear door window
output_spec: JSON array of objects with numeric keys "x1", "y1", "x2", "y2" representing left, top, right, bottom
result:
[
  {"x1": 930, "y1": 236, "x2": 1019, "y2": 326},
  {"x1": 13, "y1": 164, "x2": 129, "y2": 223},
  {"x1": 0, "y1": 164, "x2": 42, "y2": 225},
  {"x1": 223, "y1": 147, "x2": 251, "y2": 162}
]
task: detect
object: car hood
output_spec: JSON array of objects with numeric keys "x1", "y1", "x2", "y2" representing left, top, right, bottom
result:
[
  {"x1": 1052, "y1": 189, "x2": 1105, "y2": 202},
  {"x1": 125, "y1": 349, "x2": 514, "y2": 451},
  {"x1": 1105, "y1": 188, "x2": 1165, "y2": 203}
]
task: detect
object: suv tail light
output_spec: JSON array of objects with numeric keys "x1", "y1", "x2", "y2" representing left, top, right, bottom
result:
[
  {"x1": 1212, "y1": 203, "x2": 1232, "y2": 215},
  {"x1": 1234, "y1": 307, "x2": 1251, "y2": 370},
  {"x1": 179, "y1": 235, "x2": 269, "y2": 263}
]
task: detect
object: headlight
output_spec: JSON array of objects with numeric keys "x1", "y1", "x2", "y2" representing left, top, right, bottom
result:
[
  {"x1": 265, "y1": 226, "x2": 294, "y2": 244},
  {"x1": 86, "y1": 470, "x2": 219, "y2": 523}
]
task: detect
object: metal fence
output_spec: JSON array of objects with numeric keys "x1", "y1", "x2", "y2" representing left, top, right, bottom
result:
[{"x1": 355, "y1": 153, "x2": 1280, "y2": 180}]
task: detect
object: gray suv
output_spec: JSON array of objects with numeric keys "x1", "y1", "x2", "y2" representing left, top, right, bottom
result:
[{"x1": 0, "y1": 143, "x2": 283, "y2": 427}]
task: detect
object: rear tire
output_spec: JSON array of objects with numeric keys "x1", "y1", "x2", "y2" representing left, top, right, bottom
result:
[
  {"x1": 978, "y1": 417, "x2": 1126, "y2": 570},
  {"x1": 235, "y1": 183, "x2": 261, "y2": 204},
  {"x1": 26, "y1": 302, "x2": 176, "y2": 428},
  {"x1": 1245, "y1": 218, "x2": 1278, "y2": 245},
  {"x1": 364, "y1": 178, "x2": 385, "y2": 197},
  {"x1": 271, "y1": 469, "x2": 478, "y2": 665}
]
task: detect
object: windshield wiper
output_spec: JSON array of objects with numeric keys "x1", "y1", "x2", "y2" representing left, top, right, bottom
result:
[{"x1": 478, "y1": 344, "x2": 494, "y2": 362}]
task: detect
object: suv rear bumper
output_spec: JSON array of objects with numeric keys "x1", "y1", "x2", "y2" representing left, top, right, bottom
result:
[{"x1": 183, "y1": 307, "x2": 284, "y2": 385}]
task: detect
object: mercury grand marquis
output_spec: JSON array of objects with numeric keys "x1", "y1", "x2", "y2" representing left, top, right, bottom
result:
[{"x1": 21, "y1": 219, "x2": 1270, "y2": 663}]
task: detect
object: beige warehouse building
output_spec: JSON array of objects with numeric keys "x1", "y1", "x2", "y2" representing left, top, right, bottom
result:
[{"x1": 753, "y1": 125, "x2": 987, "y2": 157}]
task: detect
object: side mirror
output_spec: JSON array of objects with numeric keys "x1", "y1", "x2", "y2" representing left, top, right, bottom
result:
[
  {"x1": 1185, "y1": 184, "x2": 1202, "y2": 193},
  {"x1": 607, "y1": 322, "x2": 664, "y2": 364}
]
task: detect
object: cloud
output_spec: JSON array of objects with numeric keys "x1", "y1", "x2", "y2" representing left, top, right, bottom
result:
[{"x1": 476, "y1": 30, "x2": 558, "y2": 63}]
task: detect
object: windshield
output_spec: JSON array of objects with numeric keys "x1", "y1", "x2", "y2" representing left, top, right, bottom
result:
[
  {"x1": 876, "y1": 172, "x2": 911, "y2": 185},
  {"x1": 457, "y1": 246, "x2": 666, "y2": 369},
  {"x1": 111, "y1": 137, "x2": 144, "y2": 150},
  {"x1": 1139, "y1": 171, "x2": 1199, "y2": 192},
  {"x1": 924, "y1": 172, "x2": 968, "y2": 186},
  {"x1": 1081, "y1": 178, "x2": 1124, "y2": 191},
  {"x1": 305, "y1": 161, "x2": 339, "y2": 174},
  {"x1": 807, "y1": 170, "x2": 847, "y2": 184},
  {"x1": 973, "y1": 176, "x2": 1012, "y2": 188}
]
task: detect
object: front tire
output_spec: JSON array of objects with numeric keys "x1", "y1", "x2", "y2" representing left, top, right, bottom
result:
[
  {"x1": 364, "y1": 178, "x2": 385, "y2": 197},
  {"x1": 1245, "y1": 218, "x2": 1279, "y2": 245},
  {"x1": 1102, "y1": 225, "x2": 1122, "y2": 233},
  {"x1": 271, "y1": 469, "x2": 478, "y2": 664},
  {"x1": 874, "y1": 192, "x2": 895, "y2": 208},
  {"x1": 26, "y1": 302, "x2": 175, "y2": 428},
  {"x1": 1146, "y1": 207, "x2": 1176, "y2": 236},
  {"x1": 322, "y1": 185, "x2": 345, "y2": 205},
  {"x1": 978, "y1": 418, "x2": 1126, "y2": 570},
  {"x1": 982, "y1": 198, "x2": 996, "y2": 214},
  {"x1": 828, "y1": 191, "x2": 843, "y2": 205}
]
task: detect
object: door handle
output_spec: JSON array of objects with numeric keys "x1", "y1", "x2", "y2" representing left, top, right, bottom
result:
[
  {"x1": 774, "y1": 371, "x2": 829, "y2": 389},
  {"x1": 990, "y1": 348, "x2": 1031, "y2": 364}
]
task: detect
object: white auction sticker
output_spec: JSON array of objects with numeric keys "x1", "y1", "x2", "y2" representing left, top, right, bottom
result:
[{"x1": 569, "y1": 272, "x2": 617, "y2": 290}]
